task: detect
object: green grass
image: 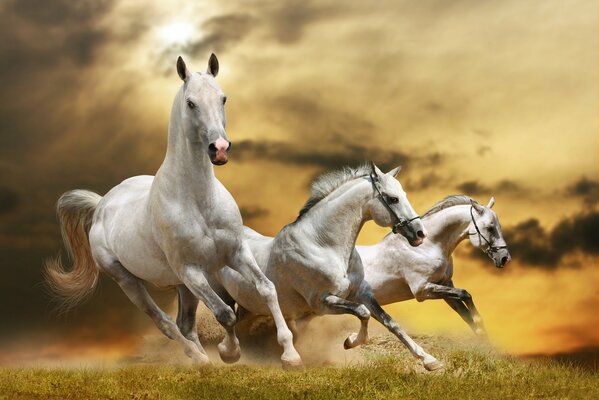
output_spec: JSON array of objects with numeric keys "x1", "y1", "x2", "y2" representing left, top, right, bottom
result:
[{"x1": 1, "y1": 335, "x2": 597, "y2": 400}]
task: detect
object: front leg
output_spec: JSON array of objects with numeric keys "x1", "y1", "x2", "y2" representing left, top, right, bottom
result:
[
  {"x1": 416, "y1": 281, "x2": 486, "y2": 335},
  {"x1": 228, "y1": 242, "x2": 303, "y2": 369},
  {"x1": 318, "y1": 294, "x2": 371, "y2": 349}
]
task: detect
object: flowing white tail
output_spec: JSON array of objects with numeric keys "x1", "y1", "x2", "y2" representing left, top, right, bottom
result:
[{"x1": 44, "y1": 189, "x2": 101, "y2": 311}]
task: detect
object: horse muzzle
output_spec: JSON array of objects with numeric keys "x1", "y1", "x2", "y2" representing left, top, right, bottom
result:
[
  {"x1": 208, "y1": 138, "x2": 231, "y2": 165},
  {"x1": 393, "y1": 220, "x2": 426, "y2": 247}
]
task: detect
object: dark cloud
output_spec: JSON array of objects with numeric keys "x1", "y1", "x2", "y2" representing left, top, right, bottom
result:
[
  {"x1": 477, "y1": 145, "x2": 491, "y2": 156},
  {"x1": 470, "y1": 211, "x2": 599, "y2": 268},
  {"x1": 234, "y1": 139, "x2": 410, "y2": 172},
  {"x1": 1, "y1": 0, "x2": 113, "y2": 69},
  {"x1": 0, "y1": 187, "x2": 19, "y2": 215},
  {"x1": 457, "y1": 179, "x2": 527, "y2": 196},
  {"x1": 269, "y1": 95, "x2": 376, "y2": 145},
  {"x1": 566, "y1": 176, "x2": 599, "y2": 206},
  {"x1": 188, "y1": 14, "x2": 255, "y2": 57},
  {"x1": 240, "y1": 206, "x2": 270, "y2": 221},
  {"x1": 457, "y1": 180, "x2": 490, "y2": 196},
  {"x1": 266, "y1": 1, "x2": 341, "y2": 44},
  {"x1": 405, "y1": 172, "x2": 444, "y2": 191}
]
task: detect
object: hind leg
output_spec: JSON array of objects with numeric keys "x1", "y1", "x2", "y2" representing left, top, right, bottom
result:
[
  {"x1": 356, "y1": 283, "x2": 443, "y2": 371},
  {"x1": 178, "y1": 266, "x2": 241, "y2": 364},
  {"x1": 99, "y1": 260, "x2": 210, "y2": 365},
  {"x1": 176, "y1": 285, "x2": 210, "y2": 355}
]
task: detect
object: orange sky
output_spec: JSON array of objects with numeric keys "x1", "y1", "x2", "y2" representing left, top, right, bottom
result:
[{"x1": 0, "y1": 0, "x2": 597, "y2": 362}]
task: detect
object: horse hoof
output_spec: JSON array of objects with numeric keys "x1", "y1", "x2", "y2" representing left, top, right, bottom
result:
[
  {"x1": 191, "y1": 355, "x2": 212, "y2": 366},
  {"x1": 344, "y1": 333, "x2": 358, "y2": 350},
  {"x1": 218, "y1": 343, "x2": 241, "y2": 364},
  {"x1": 423, "y1": 359, "x2": 445, "y2": 371},
  {"x1": 282, "y1": 356, "x2": 304, "y2": 370}
]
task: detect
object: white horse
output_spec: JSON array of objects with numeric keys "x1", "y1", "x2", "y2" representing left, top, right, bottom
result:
[
  {"x1": 44, "y1": 54, "x2": 302, "y2": 368},
  {"x1": 218, "y1": 163, "x2": 444, "y2": 370},
  {"x1": 358, "y1": 195, "x2": 511, "y2": 335}
]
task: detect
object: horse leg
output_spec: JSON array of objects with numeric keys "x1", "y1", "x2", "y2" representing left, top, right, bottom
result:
[
  {"x1": 417, "y1": 281, "x2": 486, "y2": 336},
  {"x1": 99, "y1": 260, "x2": 210, "y2": 365},
  {"x1": 356, "y1": 284, "x2": 443, "y2": 371},
  {"x1": 443, "y1": 298, "x2": 480, "y2": 334},
  {"x1": 179, "y1": 267, "x2": 241, "y2": 364},
  {"x1": 319, "y1": 294, "x2": 371, "y2": 349},
  {"x1": 176, "y1": 284, "x2": 211, "y2": 354},
  {"x1": 228, "y1": 243, "x2": 303, "y2": 369}
]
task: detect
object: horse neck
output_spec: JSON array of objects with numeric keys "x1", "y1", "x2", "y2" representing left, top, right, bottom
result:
[
  {"x1": 422, "y1": 205, "x2": 472, "y2": 256},
  {"x1": 308, "y1": 179, "x2": 372, "y2": 257},
  {"x1": 158, "y1": 88, "x2": 215, "y2": 196}
]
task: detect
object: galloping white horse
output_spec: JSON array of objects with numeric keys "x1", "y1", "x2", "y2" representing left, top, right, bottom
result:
[
  {"x1": 45, "y1": 55, "x2": 301, "y2": 368},
  {"x1": 358, "y1": 195, "x2": 511, "y2": 335},
  {"x1": 218, "y1": 163, "x2": 444, "y2": 370}
]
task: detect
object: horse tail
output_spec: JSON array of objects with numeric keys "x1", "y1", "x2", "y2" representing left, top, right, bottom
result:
[{"x1": 44, "y1": 189, "x2": 102, "y2": 312}]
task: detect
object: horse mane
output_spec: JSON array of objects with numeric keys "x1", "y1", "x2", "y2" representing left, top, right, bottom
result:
[
  {"x1": 422, "y1": 195, "x2": 475, "y2": 218},
  {"x1": 296, "y1": 164, "x2": 371, "y2": 220}
]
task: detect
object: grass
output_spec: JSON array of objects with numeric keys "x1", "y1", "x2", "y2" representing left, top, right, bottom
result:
[{"x1": 1, "y1": 335, "x2": 597, "y2": 400}]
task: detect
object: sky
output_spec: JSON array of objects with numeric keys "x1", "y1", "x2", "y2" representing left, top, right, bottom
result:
[{"x1": 0, "y1": 0, "x2": 597, "y2": 363}]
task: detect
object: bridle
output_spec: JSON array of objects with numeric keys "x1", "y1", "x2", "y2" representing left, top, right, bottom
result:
[
  {"x1": 369, "y1": 172, "x2": 420, "y2": 234},
  {"x1": 468, "y1": 205, "x2": 507, "y2": 259}
]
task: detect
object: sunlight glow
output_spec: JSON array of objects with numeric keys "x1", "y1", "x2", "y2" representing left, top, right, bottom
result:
[{"x1": 157, "y1": 21, "x2": 196, "y2": 45}]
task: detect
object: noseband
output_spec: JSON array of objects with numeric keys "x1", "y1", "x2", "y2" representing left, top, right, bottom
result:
[
  {"x1": 369, "y1": 173, "x2": 420, "y2": 234},
  {"x1": 468, "y1": 205, "x2": 507, "y2": 259}
]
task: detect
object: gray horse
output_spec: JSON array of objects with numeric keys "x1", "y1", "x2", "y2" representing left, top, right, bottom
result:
[
  {"x1": 217, "y1": 163, "x2": 444, "y2": 370},
  {"x1": 45, "y1": 55, "x2": 301, "y2": 368}
]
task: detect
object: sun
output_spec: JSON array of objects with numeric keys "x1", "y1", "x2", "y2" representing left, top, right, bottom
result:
[{"x1": 157, "y1": 21, "x2": 196, "y2": 45}]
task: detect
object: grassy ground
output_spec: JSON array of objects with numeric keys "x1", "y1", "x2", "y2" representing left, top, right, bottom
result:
[{"x1": 1, "y1": 335, "x2": 597, "y2": 400}]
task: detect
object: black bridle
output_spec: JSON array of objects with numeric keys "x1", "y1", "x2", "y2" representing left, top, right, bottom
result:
[
  {"x1": 369, "y1": 172, "x2": 420, "y2": 234},
  {"x1": 468, "y1": 205, "x2": 507, "y2": 259}
]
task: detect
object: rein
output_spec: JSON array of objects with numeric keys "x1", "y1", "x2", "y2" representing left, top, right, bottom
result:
[
  {"x1": 369, "y1": 172, "x2": 420, "y2": 234},
  {"x1": 468, "y1": 205, "x2": 507, "y2": 259}
]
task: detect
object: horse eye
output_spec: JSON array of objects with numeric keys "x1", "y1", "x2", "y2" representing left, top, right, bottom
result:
[
  {"x1": 223, "y1": 96, "x2": 227, "y2": 104},
  {"x1": 186, "y1": 100, "x2": 195, "y2": 109},
  {"x1": 388, "y1": 196, "x2": 399, "y2": 204}
]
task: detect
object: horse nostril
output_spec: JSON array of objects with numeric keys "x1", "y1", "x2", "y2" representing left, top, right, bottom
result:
[
  {"x1": 501, "y1": 256, "x2": 509, "y2": 266},
  {"x1": 417, "y1": 230, "x2": 426, "y2": 239},
  {"x1": 208, "y1": 143, "x2": 217, "y2": 152}
]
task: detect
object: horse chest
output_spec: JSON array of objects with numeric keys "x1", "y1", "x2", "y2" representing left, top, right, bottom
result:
[{"x1": 162, "y1": 212, "x2": 235, "y2": 270}]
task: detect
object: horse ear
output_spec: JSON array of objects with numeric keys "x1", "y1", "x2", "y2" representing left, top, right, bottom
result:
[
  {"x1": 207, "y1": 53, "x2": 219, "y2": 77},
  {"x1": 470, "y1": 199, "x2": 484, "y2": 214},
  {"x1": 177, "y1": 56, "x2": 190, "y2": 81},
  {"x1": 487, "y1": 196, "x2": 495, "y2": 209},
  {"x1": 370, "y1": 161, "x2": 383, "y2": 179},
  {"x1": 387, "y1": 166, "x2": 402, "y2": 178}
]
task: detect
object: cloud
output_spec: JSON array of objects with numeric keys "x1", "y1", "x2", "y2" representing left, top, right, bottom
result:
[
  {"x1": 470, "y1": 211, "x2": 599, "y2": 268},
  {"x1": 456, "y1": 179, "x2": 527, "y2": 196},
  {"x1": 0, "y1": 187, "x2": 19, "y2": 215},
  {"x1": 239, "y1": 206, "x2": 270, "y2": 221},
  {"x1": 234, "y1": 139, "x2": 410, "y2": 172},
  {"x1": 565, "y1": 176, "x2": 599, "y2": 206},
  {"x1": 456, "y1": 180, "x2": 490, "y2": 196},
  {"x1": 266, "y1": 1, "x2": 342, "y2": 44},
  {"x1": 188, "y1": 14, "x2": 255, "y2": 58}
]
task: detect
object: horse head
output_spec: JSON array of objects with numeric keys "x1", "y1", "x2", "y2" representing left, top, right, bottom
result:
[
  {"x1": 468, "y1": 197, "x2": 511, "y2": 268},
  {"x1": 176, "y1": 54, "x2": 231, "y2": 165},
  {"x1": 366, "y1": 162, "x2": 426, "y2": 247}
]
